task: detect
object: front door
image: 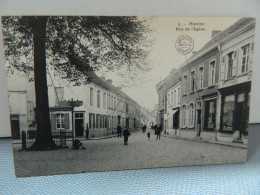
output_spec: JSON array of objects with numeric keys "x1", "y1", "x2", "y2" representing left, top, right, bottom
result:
[
  {"x1": 10, "y1": 115, "x2": 20, "y2": 139},
  {"x1": 118, "y1": 116, "x2": 121, "y2": 125},
  {"x1": 204, "y1": 100, "x2": 216, "y2": 130},
  {"x1": 196, "y1": 110, "x2": 202, "y2": 136},
  {"x1": 75, "y1": 113, "x2": 84, "y2": 137}
]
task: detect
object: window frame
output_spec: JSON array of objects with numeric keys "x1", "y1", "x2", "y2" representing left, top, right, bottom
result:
[
  {"x1": 227, "y1": 52, "x2": 234, "y2": 79},
  {"x1": 97, "y1": 90, "x2": 100, "y2": 108},
  {"x1": 56, "y1": 113, "x2": 65, "y2": 129},
  {"x1": 182, "y1": 105, "x2": 186, "y2": 127},
  {"x1": 241, "y1": 44, "x2": 250, "y2": 74},
  {"x1": 103, "y1": 93, "x2": 106, "y2": 109},
  {"x1": 198, "y1": 66, "x2": 204, "y2": 90},
  {"x1": 189, "y1": 103, "x2": 195, "y2": 128},
  {"x1": 190, "y1": 70, "x2": 196, "y2": 92},
  {"x1": 209, "y1": 59, "x2": 216, "y2": 86},
  {"x1": 183, "y1": 75, "x2": 188, "y2": 94},
  {"x1": 90, "y1": 87, "x2": 94, "y2": 106}
]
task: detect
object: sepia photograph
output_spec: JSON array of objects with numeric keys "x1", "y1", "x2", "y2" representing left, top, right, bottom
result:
[{"x1": 1, "y1": 16, "x2": 255, "y2": 177}]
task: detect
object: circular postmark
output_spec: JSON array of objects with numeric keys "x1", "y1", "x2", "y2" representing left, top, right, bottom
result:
[{"x1": 175, "y1": 35, "x2": 194, "y2": 55}]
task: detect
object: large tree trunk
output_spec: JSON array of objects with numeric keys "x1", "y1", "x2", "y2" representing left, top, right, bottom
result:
[{"x1": 29, "y1": 16, "x2": 57, "y2": 150}]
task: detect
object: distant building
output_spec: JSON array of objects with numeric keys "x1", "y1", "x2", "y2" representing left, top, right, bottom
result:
[
  {"x1": 160, "y1": 17, "x2": 255, "y2": 144},
  {"x1": 7, "y1": 67, "x2": 142, "y2": 139},
  {"x1": 179, "y1": 30, "x2": 221, "y2": 137},
  {"x1": 166, "y1": 77, "x2": 181, "y2": 133},
  {"x1": 217, "y1": 17, "x2": 255, "y2": 143}
]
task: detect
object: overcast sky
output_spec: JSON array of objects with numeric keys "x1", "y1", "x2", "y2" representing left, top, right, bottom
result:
[{"x1": 106, "y1": 16, "x2": 240, "y2": 111}]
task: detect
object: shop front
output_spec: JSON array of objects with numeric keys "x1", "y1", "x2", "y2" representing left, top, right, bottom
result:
[{"x1": 219, "y1": 82, "x2": 250, "y2": 138}]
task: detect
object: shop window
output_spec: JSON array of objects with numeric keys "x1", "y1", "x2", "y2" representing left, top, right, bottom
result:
[
  {"x1": 223, "y1": 95, "x2": 234, "y2": 129},
  {"x1": 206, "y1": 100, "x2": 216, "y2": 129}
]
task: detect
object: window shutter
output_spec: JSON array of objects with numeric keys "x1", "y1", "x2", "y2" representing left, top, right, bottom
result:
[
  {"x1": 208, "y1": 64, "x2": 211, "y2": 86},
  {"x1": 96, "y1": 114, "x2": 99, "y2": 129},
  {"x1": 93, "y1": 114, "x2": 95, "y2": 128},
  {"x1": 248, "y1": 42, "x2": 254, "y2": 72},
  {"x1": 64, "y1": 113, "x2": 69, "y2": 129},
  {"x1": 221, "y1": 56, "x2": 226, "y2": 80},
  {"x1": 232, "y1": 50, "x2": 238, "y2": 77},
  {"x1": 51, "y1": 114, "x2": 56, "y2": 131},
  {"x1": 89, "y1": 113, "x2": 91, "y2": 129},
  {"x1": 186, "y1": 106, "x2": 189, "y2": 128},
  {"x1": 180, "y1": 108, "x2": 183, "y2": 127}
]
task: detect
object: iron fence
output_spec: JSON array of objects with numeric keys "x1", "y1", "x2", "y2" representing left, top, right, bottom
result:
[{"x1": 21, "y1": 130, "x2": 74, "y2": 150}]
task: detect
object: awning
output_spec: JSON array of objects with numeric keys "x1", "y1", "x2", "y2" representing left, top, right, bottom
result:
[{"x1": 166, "y1": 109, "x2": 179, "y2": 119}]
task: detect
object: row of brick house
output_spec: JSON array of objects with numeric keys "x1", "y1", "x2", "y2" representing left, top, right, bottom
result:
[
  {"x1": 156, "y1": 17, "x2": 255, "y2": 144},
  {"x1": 8, "y1": 66, "x2": 143, "y2": 139}
]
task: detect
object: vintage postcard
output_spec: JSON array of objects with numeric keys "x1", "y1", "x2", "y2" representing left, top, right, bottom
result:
[{"x1": 1, "y1": 16, "x2": 255, "y2": 177}]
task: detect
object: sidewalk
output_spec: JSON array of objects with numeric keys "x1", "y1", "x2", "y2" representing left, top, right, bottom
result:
[
  {"x1": 163, "y1": 129, "x2": 247, "y2": 149},
  {"x1": 73, "y1": 129, "x2": 142, "y2": 141}
]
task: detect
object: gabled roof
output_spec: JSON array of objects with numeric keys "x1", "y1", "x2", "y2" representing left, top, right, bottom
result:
[
  {"x1": 184, "y1": 17, "x2": 255, "y2": 66},
  {"x1": 162, "y1": 17, "x2": 255, "y2": 91},
  {"x1": 84, "y1": 70, "x2": 111, "y2": 90},
  {"x1": 84, "y1": 70, "x2": 139, "y2": 105}
]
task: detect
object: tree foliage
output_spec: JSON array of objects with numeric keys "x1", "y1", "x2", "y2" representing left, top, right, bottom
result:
[{"x1": 2, "y1": 16, "x2": 152, "y2": 87}]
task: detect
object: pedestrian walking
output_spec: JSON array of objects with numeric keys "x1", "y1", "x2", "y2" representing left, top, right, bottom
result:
[
  {"x1": 147, "y1": 132, "x2": 150, "y2": 140},
  {"x1": 156, "y1": 125, "x2": 161, "y2": 140},
  {"x1": 117, "y1": 124, "x2": 122, "y2": 138},
  {"x1": 123, "y1": 128, "x2": 131, "y2": 145},
  {"x1": 196, "y1": 114, "x2": 201, "y2": 138},
  {"x1": 142, "y1": 125, "x2": 146, "y2": 133}
]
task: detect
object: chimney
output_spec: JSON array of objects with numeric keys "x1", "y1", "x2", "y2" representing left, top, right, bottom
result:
[
  {"x1": 211, "y1": 30, "x2": 221, "y2": 38},
  {"x1": 107, "y1": 79, "x2": 112, "y2": 84}
]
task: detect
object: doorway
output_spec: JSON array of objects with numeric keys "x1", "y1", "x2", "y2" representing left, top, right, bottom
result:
[
  {"x1": 75, "y1": 112, "x2": 84, "y2": 137},
  {"x1": 10, "y1": 115, "x2": 20, "y2": 139},
  {"x1": 235, "y1": 102, "x2": 244, "y2": 131},
  {"x1": 204, "y1": 100, "x2": 216, "y2": 130}
]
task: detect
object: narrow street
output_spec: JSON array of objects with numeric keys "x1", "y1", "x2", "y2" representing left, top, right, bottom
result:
[{"x1": 13, "y1": 129, "x2": 247, "y2": 177}]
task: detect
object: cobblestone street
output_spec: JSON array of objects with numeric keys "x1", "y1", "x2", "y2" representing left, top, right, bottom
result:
[{"x1": 13, "y1": 129, "x2": 247, "y2": 177}]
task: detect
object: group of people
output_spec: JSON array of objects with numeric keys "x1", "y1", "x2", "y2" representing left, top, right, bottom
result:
[
  {"x1": 73, "y1": 123, "x2": 162, "y2": 150},
  {"x1": 117, "y1": 124, "x2": 131, "y2": 145}
]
